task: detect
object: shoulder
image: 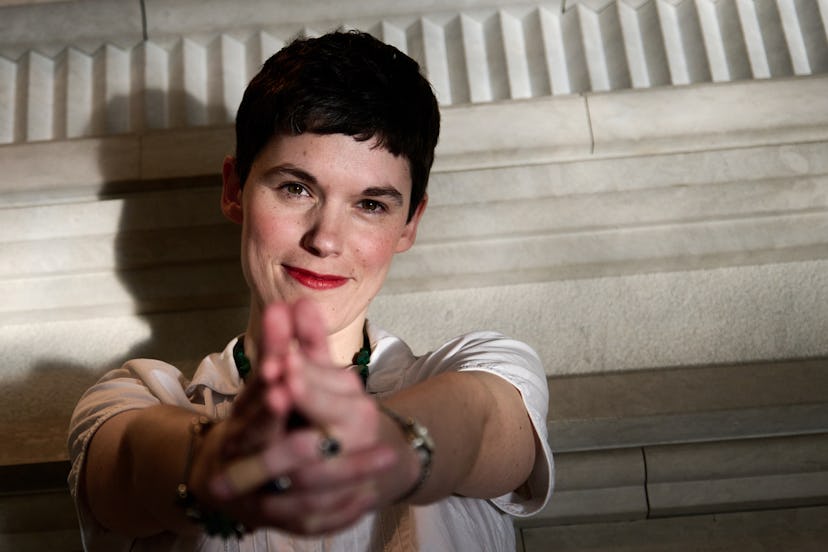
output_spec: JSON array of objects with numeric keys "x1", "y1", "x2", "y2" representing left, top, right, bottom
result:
[
  {"x1": 372, "y1": 325, "x2": 546, "y2": 395},
  {"x1": 414, "y1": 331, "x2": 550, "y2": 424},
  {"x1": 419, "y1": 331, "x2": 543, "y2": 378},
  {"x1": 72, "y1": 357, "x2": 186, "y2": 416},
  {"x1": 71, "y1": 337, "x2": 241, "y2": 420}
]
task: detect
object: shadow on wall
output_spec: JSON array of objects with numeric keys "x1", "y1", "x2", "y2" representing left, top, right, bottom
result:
[
  {"x1": 96, "y1": 90, "x2": 247, "y2": 369},
  {"x1": 1, "y1": 90, "x2": 248, "y2": 542}
]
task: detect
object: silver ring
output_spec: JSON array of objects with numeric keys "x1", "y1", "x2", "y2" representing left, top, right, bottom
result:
[
  {"x1": 262, "y1": 475, "x2": 292, "y2": 494},
  {"x1": 319, "y1": 435, "x2": 341, "y2": 458}
]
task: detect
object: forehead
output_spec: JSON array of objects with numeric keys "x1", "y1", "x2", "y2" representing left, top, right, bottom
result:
[{"x1": 253, "y1": 132, "x2": 412, "y2": 193}]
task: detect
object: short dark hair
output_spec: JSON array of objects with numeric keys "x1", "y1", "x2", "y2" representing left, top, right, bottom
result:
[{"x1": 234, "y1": 30, "x2": 440, "y2": 221}]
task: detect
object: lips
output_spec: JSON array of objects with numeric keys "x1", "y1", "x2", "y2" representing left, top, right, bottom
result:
[{"x1": 284, "y1": 265, "x2": 349, "y2": 290}]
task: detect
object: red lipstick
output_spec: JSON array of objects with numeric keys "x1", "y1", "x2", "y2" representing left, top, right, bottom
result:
[{"x1": 284, "y1": 266, "x2": 349, "y2": 290}]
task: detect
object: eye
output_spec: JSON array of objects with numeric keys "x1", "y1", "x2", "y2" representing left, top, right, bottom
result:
[
  {"x1": 280, "y1": 182, "x2": 309, "y2": 197},
  {"x1": 359, "y1": 199, "x2": 387, "y2": 213}
]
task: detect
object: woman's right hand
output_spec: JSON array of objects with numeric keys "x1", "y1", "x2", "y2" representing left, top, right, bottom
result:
[{"x1": 185, "y1": 300, "x2": 402, "y2": 534}]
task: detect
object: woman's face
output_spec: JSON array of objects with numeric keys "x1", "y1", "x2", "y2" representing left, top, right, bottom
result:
[{"x1": 223, "y1": 132, "x2": 425, "y2": 337}]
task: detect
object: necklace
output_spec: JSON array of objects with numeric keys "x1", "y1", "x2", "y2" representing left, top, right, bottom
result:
[{"x1": 232, "y1": 324, "x2": 372, "y2": 388}]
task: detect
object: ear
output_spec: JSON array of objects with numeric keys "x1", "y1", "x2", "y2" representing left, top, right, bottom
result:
[
  {"x1": 395, "y1": 193, "x2": 428, "y2": 253},
  {"x1": 221, "y1": 155, "x2": 244, "y2": 224}
]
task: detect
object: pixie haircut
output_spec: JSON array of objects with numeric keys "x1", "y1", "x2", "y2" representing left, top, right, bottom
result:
[{"x1": 234, "y1": 30, "x2": 441, "y2": 221}]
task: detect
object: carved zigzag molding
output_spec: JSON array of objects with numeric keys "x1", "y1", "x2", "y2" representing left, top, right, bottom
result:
[{"x1": 1, "y1": 0, "x2": 827, "y2": 144}]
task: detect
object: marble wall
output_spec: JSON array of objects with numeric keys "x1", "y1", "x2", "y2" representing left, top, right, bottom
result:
[{"x1": 0, "y1": 1, "x2": 827, "y2": 550}]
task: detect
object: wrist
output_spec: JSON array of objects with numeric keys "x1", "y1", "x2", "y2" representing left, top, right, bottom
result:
[
  {"x1": 176, "y1": 416, "x2": 246, "y2": 538},
  {"x1": 377, "y1": 404, "x2": 434, "y2": 503}
]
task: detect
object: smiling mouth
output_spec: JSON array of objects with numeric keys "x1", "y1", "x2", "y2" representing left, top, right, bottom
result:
[{"x1": 284, "y1": 266, "x2": 349, "y2": 290}]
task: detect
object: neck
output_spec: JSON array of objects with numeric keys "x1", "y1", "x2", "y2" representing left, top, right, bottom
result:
[{"x1": 245, "y1": 301, "x2": 367, "y2": 369}]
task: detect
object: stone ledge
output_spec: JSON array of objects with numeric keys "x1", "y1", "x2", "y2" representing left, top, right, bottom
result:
[
  {"x1": 519, "y1": 505, "x2": 828, "y2": 551},
  {"x1": 522, "y1": 359, "x2": 828, "y2": 525},
  {"x1": 527, "y1": 447, "x2": 648, "y2": 526},
  {"x1": 589, "y1": 76, "x2": 828, "y2": 157},
  {"x1": 551, "y1": 404, "x2": 828, "y2": 452},
  {"x1": 521, "y1": 433, "x2": 828, "y2": 528},
  {"x1": 372, "y1": 265, "x2": 828, "y2": 376},
  {"x1": 2, "y1": 76, "x2": 826, "y2": 200},
  {"x1": 646, "y1": 434, "x2": 828, "y2": 516},
  {"x1": 547, "y1": 357, "x2": 828, "y2": 451}
]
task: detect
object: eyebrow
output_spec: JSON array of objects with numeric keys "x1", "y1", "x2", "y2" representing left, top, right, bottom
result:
[
  {"x1": 263, "y1": 164, "x2": 405, "y2": 207},
  {"x1": 262, "y1": 165, "x2": 318, "y2": 185},
  {"x1": 361, "y1": 186, "x2": 405, "y2": 207}
]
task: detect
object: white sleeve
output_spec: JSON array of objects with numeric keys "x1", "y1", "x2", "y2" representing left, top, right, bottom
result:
[
  {"x1": 417, "y1": 332, "x2": 554, "y2": 517},
  {"x1": 66, "y1": 358, "x2": 204, "y2": 551},
  {"x1": 66, "y1": 358, "x2": 195, "y2": 499}
]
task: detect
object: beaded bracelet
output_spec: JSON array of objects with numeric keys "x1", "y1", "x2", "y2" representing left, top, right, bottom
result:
[
  {"x1": 175, "y1": 416, "x2": 247, "y2": 538},
  {"x1": 378, "y1": 404, "x2": 435, "y2": 503}
]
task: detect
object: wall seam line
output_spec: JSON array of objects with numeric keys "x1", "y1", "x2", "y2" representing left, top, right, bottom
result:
[
  {"x1": 140, "y1": 0, "x2": 148, "y2": 41},
  {"x1": 583, "y1": 93, "x2": 595, "y2": 155},
  {"x1": 642, "y1": 446, "x2": 652, "y2": 519}
]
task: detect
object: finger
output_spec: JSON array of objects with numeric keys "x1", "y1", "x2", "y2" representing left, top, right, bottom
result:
[
  {"x1": 289, "y1": 445, "x2": 397, "y2": 490},
  {"x1": 221, "y1": 399, "x2": 294, "y2": 460},
  {"x1": 217, "y1": 453, "x2": 270, "y2": 497},
  {"x1": 279, "y1": 347, "x2": 364, "y2": 424},
  {"x1": 229, "y1": 333, "x2": 275, "y2": 417},
  {"x1": 292, "y1": 298, "x2": 331, "y2": 367},
  {"x1": 221, "y1": 401, "x2": 273, "y2": 458},
  {"x1": 223, "y1": 379, "x2": 293, "y2": 455},
  {"x1": 253, "y1": 481, "x2": 380, "y2": 535},
  {"x1": 301, "y1": 493, "x2": 376, "y2": 535},
  {"x1": 287, "y1": 350, "x2": 364, "y2": 397},
  {"x1": 231, "y1": 335, "x2": 286, "y2": 421},
  {"x1": 290, "y1": 378, "x2": 379, "y2": 445},
  {"x1": 211, "y1": 428, "x2": 325, "y2": 498},
  {"x1": 260, "y1": 303, "x2": 294, "y2": 383}
]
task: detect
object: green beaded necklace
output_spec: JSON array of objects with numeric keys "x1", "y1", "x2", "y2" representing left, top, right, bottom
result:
[{"x1": 232, "y1": 325, "x2": 372, "y2": 388}]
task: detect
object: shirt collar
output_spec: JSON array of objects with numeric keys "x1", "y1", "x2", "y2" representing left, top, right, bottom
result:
[{"x1": 185, "y1": 323, "x2": 417, "y2": 398}]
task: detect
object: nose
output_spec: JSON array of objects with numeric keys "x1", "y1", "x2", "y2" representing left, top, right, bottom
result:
[{"x1": 301, "y1": 206, "x2": 343, "y2": 257}]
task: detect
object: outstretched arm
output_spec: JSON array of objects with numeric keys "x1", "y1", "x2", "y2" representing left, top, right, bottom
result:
[
  {"x1": 205, "y1": 299, "x2": 537, "y2": 533},
  {"x1": 79, "y1": 298, "x2": 538, "y2": 537}
]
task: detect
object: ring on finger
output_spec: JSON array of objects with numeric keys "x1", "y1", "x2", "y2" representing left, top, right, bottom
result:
[
  {"x1": 261, "y1": 474, "x2": 292, "y2": 494},
  {"x1": 319, "y1": 431, "x2": 341, "y2": 458}
]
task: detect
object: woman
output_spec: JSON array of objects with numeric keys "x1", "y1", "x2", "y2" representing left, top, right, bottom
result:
[{"x1": 69, "y1": 30, "x2": 553, "y2": 551}]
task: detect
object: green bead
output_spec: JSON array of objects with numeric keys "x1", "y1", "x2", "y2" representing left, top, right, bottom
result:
[
  {"x1": 234, "y1": 328, "x2": 370, "y2": 389},
  {"x1": 232, "y1": 339, "x2": 251, "y2": 380},
  {"x1": 355, "y1": 348, "x2": 371, "y2": 366}
]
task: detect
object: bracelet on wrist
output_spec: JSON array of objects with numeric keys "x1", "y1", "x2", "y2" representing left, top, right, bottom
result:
[
  {"x1": 378, "y1": 404, "x2": 434, "y2": 503},
  {"x1": 175, "y1": 415, "x2": 246, "y2": 538}
]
